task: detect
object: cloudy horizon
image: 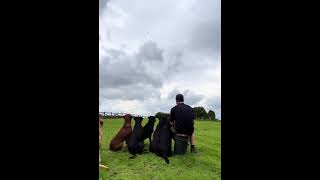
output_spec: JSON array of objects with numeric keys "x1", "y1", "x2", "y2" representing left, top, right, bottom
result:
[{"x1": 99, "y1": 0, "x2": 221, "y2": 119}]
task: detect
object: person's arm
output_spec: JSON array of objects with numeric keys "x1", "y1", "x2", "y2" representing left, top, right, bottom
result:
[{"x1": 170, "y1": 107, "x2": 176, "y2": 133}]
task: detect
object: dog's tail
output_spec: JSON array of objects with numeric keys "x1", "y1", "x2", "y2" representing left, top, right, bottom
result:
[{"x1": 162, "y1": 155, "x2": 169, "y2": 164}]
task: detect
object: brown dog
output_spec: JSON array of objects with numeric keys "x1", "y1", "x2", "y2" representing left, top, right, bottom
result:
[{"x1": 109, "y1": 114, "x2": 133, "y2": 151}]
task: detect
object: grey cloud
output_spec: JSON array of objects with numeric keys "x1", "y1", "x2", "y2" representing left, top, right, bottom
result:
[
  {"x1": 106, "y1": 48, "x2": 127, "y2": 60},
  {"x1": 143, "y1": 97, "x2": 176, "y2": 115},
  {"x1": 188, "y1": 20, "x2": 221, "y2": 55},
  {"x1": 167, "y1": 88, "x2": 181, "y2": 100},
  {"x1": 99, "y1": 0, "x2": 110, "y2": 15},
  {"x1": 143, "y1": 101, "x2": 171, "y2": 115},
  {"x1": 205, "y1": 96, "x2": 221, "y2": 116},
  {"x1": 100, "y1": 84, "x2": 161, "y2": 101},
  {"x1": 186, "y1": 97, "x2": 203, "y2": 107},
  {"x1": 165, "y1": 51, "x2": 184, "y2": 74},
  {"x1": 99, "y1": 42, "x2": 164, "y2": 89},
  {"x1": 99, "y1": 41, "x2": 166, "y2": 102},
  {"x1": 183, "y1": 90, "x2": 204, "y2": 106},
  {"x1": 206, "y1": 97, "x2": 221, "y2": 107},
  {"x1": 166, "y1": 89, "x2": 204, "y2": 107},
  {"x1": 136, "y1": 41, "x2": 164, "y2": 62},
  {"x1": 99, "y1": 60, "x2": 163, "y2": 89}
]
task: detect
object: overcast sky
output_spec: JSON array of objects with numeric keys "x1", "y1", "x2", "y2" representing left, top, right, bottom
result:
[{"x1": 99, "y1": 0, "x2": 221, "y2": 119}]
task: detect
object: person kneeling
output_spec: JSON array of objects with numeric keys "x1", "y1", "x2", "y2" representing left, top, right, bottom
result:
[{"x1": 170, "y1": 94, "x2": 197, "y2": 155}]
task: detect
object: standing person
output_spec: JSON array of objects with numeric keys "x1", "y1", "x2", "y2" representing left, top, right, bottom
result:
[{"x1": 170, "y1": 94, "x2": 197, "y2": 154}]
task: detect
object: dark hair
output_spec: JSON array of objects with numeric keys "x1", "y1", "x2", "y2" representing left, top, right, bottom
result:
[{"x1": 176, "y1": 94, "x2": 184, "y2": 102}]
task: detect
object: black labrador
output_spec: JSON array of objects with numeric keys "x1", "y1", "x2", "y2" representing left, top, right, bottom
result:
[
  {"x1": 128, "y1": 116, "x2": 144, "y2": 158},
  {"x1": 141, "y1": 116, "x2": 156, "y2": 145},
  {"x1": 149, "y1": 117, "x2": 166, "y2": 153},
  {"x1": 150, "y1": 117, "x2": 173, "y2": 164}
]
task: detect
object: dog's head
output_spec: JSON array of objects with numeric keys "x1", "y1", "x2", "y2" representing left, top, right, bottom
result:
[
  {"x1": 158, "y1": 116, "x2": 168, "y2": 128},
  {"x1": 133, "y1": 116, "x2": 143, "y2": 123},
  {"x1": 148, "y1": 116, "x2": 156, "y2": 123},
  {"x1": 123, "y1": 114, "x2": 132, "y2": 121}
]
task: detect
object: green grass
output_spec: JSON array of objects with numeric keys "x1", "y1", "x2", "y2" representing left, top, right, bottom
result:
[{"x1": 100, "y1": 119, "x2": 221, "y2": 180}]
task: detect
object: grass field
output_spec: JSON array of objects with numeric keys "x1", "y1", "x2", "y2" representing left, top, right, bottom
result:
[{"x1": 99, "y1": 118, "x2": 221, "y2": 180}]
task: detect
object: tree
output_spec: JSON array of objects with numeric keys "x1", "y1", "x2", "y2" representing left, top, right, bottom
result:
[
  {"x1": 155, "y1": 112, "x2": 162, "y2": 119},
  {"x1": 207, "y1": 110, "x2": 216, "y2": 120},
  {"x1": 192, "y1": 107, "x2": 208, "y2": 120},
  {"x1": 155, "y1": 112, "x2": 170, "y2": 119}
]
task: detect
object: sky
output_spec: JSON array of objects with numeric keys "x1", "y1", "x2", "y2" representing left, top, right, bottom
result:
[{"x1": 99, "y1": 0, "x2": 221, "y2": 119}]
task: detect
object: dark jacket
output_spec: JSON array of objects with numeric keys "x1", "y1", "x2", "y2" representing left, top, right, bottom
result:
[{"x1": 170, "y1": 103, "x2": 195, "y2": 136}]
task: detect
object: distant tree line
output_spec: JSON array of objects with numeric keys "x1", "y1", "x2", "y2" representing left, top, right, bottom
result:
[
  {"x1": 193, "y1": 107, "x2": 219, "y2": 121},
  {"x1": 155, "y1": 112, "x2": 170, "y2": 119},
  {"x1": 155, "y1": 107, "x2": 220, "y2": 121}
]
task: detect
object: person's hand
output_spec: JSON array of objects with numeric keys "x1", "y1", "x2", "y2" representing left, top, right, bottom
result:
[{"x1": 170, "y1": 126, "x2": 176, "y2": 134}]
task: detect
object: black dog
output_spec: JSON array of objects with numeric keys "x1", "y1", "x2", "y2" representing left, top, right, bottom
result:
[
  {"x1": 149, "y1": 117, "x2": 166, "y2": 153},
  {"x1": 141, "y1": 116, "x2": 156, "y2": 146},
  {"x1": 150, "y1": 117, "x2": 173, "y2": 164},
  {"x1": 159, "y1": 117, "x2": 173, "y2": 163},
  {"x1": 128, "y1": 116, "x2": 144, "y2": 158}
]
